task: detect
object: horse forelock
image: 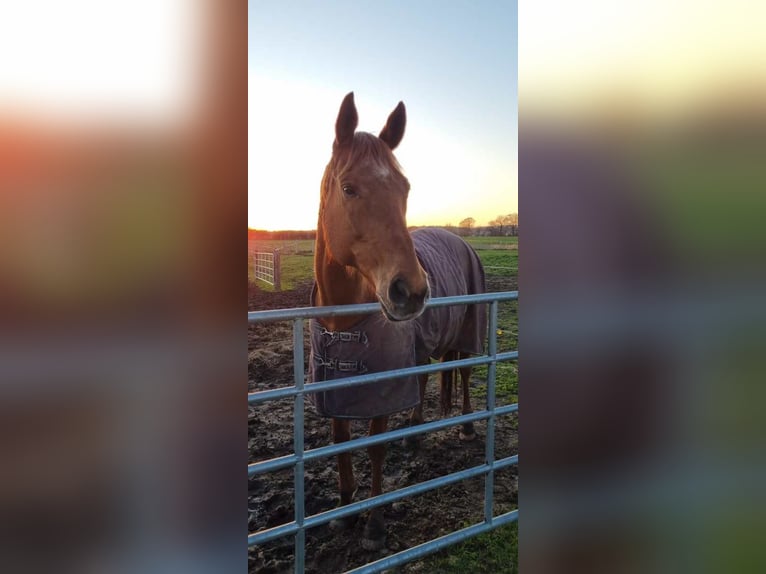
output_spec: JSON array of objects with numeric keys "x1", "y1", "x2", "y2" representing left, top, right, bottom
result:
[{"x1": 332, "y1": 132, "x2": 403, "y2": 182}]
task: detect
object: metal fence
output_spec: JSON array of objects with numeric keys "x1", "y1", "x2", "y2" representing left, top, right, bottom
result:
[
  {"x1": 248, "y1": 291, "x2": 518, "y2": 573},
  {"x1": 253, "y1": 250, "x2": 281, "y2": 290}
]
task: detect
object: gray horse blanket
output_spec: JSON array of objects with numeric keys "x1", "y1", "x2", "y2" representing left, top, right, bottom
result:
[{"x1": 308, "y1": 227, "x2": 487, "y2": 419}]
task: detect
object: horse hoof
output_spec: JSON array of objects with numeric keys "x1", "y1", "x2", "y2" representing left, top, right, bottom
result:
[
  {"x1": 361, "y1": 512, "x2": 386, "y2": 550},
  {"x1": 459, "y1": 421, "x2": 476, "y2": 441},
  {"x1": 459, "y1": 430, "x2": 477, "y2": 441},
  {"x1": 361, "y1": 535, "x2": 386, "y2": 551},
  {"x1": 329, "y1": 515, "x2": 356, "y2": 531}
]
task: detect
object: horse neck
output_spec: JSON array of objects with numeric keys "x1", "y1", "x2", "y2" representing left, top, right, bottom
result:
[{"x1": 314, "y1": 226, "x2": 376, "y2": 330}]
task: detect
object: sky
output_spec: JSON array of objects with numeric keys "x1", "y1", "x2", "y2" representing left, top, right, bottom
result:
[{"x1": 248, "y1": 1, "x2": 518, "y2": 231}]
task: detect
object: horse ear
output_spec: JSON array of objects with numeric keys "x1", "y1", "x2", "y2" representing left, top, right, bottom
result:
[
  {"x1": 335, "y1": 92, "x2": 358, "y2": 147},
  {"x1": 379, "y1": 101, "x2": 406, "y2": 150}
]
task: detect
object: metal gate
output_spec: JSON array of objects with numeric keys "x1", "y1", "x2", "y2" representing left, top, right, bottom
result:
[
  {"x1": 253, "y1": 250, "x2": 281, "y2": 290},
  {"x1": 248, "y1": 291, "x2": 518, "y2": 573}
]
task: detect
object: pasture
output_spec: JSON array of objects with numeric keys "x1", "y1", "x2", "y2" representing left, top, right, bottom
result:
[
  {"x1": 248, "y1": 233, "x2": 518, "y2": 573},
  {"x1": 248, "y1": 235, "x2": 517, "y2": 293}
]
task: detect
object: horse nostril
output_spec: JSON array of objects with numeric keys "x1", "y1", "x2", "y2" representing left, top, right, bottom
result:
[{"x1": 388, "y1": 278, "x2": 411, "y2": 305}]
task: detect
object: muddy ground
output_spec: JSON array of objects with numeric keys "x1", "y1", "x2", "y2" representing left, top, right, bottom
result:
[{"x1": 248, "y1": 277, "x2": 517, "y2": 573}]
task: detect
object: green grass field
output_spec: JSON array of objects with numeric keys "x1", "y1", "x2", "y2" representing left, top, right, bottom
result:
[
  {"x1": 248, "y1": 235, "x2": 517, "y2": 291},
  {"x1": 417, "y1": 520, "x2": 518, "y2": 574},
  {"x1": 248, "y1": 240, "x2": 315, "y2": 291}
]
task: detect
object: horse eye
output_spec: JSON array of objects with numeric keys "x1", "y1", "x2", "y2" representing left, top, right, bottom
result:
[{"x1": 341, "y1": 184, "x2": 357, "y2": 198}]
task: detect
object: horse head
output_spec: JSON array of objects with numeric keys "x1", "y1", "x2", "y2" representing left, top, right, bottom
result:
[{"x1": 319, "y1": 92, "x2": 430, "y2": 321}]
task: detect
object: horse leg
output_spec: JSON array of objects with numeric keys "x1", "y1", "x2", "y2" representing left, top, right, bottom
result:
[
  {"x1": 329, "y1": 418, "x2": 357, "y2": 531},
  {"x1": 458, "y1": 356, "x2": 476, "y2": 441},
  {"x1": 439, "y1": 351, "x2": 457, "y2": 417},
  {"x1": 404, "y1": 372, "x2": 428, "y2": 447},
  {"x1": 362, "y1": 416, "x2": 389, "y2": 550}
]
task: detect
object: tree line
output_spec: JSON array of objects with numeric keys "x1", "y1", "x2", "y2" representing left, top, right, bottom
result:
[
  {"x1": 444, "y1": 213, "x2": 518, "y2": 237},
  {"x1": 248, "y1": 213, "x2": 517, "y2": 241},
  {"x1": 248, "y1": 229, "x2": 317, "y2": 241}
]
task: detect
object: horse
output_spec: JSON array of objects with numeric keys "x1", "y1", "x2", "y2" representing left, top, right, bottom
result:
[{"x1": 308, "y1": 92, "x2": 487, "y2": 550}]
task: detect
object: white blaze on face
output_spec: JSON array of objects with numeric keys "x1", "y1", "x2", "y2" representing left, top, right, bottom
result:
[{"x1": 371, "y1": 162, "x2": 391, "y2": 180}]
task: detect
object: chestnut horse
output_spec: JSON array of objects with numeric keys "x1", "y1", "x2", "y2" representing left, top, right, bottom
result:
[{"x1": 312, "y1": 92, "x2": 485, "y2": 550}]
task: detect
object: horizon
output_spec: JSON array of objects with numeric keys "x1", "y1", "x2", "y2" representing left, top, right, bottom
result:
[{"x1": 246, "y1": 220, "x2": 518, "y2": 233}]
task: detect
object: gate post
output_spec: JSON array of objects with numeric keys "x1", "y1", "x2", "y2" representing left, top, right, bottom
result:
[{"x1": 273, "y1": 249, "x2": 281, "y2": 291}]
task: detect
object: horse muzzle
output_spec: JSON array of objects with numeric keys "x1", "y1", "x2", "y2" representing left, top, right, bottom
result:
[{"x1": 380, "y1": 275, "x2": 430, "y2": 321}]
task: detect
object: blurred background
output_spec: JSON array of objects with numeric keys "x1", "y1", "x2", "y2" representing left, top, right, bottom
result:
[
  {"x1": 0, "y1": 2, "x2": 246, "y2": 572},
  {"x1": 519, "y1": 1, "x2": 766, "y2": 572}
]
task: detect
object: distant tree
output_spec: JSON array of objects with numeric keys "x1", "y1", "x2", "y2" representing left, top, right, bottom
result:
[
  {"x1": 502, "y1": 213, "x2": 518, "y2": 227},
  {"x1": 487, "y1": 213, "x2": 518, "y2": 236},
  {"x1": 502, "y1": 213, "x2": 518, "y2": 236},
  {"x1": 488, "y1": 216, "x2": 504, "y2": 235},
  {"x1": 458, "y1": 217, "x2": 476, "y2": 236}
]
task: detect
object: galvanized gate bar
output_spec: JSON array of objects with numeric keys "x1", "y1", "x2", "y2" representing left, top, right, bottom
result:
[
  {"x1": 254, "y1": 250, "x2": 281, "y2": 290},
  {"x1": 248, "y1": 351, "x2": 519, "y2": 404},
  {"x1": 304, "y1": 455, "x2": 518, "y2": 530},
  {"x1": 292, "y1": 319, "x2": 306, "y2": 572},
  {"x1": 248, "y1": 291, "x2": 518, "y2": 323},
  {"x1": 484, "y1": 300, "x2": 498, "y2": 524},
  {"x1": 254, "y1": 252, "x2": 275, "y2": 285},
  {"x1": 249, "y1": 404, "x2": 519, "y2": 478},
  {"x1": 249, "y1": 454, "x2": 519, "y2": 546}
]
